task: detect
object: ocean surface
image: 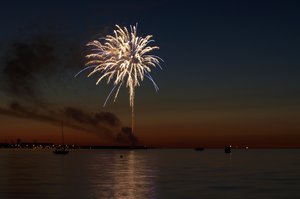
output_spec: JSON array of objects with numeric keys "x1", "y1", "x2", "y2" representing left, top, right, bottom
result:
[{"x1": 0, "y1": 149, "x2": 299, "y2": 199}]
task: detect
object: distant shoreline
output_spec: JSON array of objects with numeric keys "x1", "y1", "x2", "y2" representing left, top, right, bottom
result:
[{"x1": 0, "y1": 144, "x2": 299, "y2": 150}]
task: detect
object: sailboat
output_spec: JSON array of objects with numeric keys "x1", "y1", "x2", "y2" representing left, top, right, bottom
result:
[{"x1": 53, "y1": 121, "x2": 69, "y2": 155}]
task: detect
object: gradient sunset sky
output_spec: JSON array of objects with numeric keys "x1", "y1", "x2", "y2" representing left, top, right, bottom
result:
[{"x1": 0, "y1": 0, "x2": 299, "y2": 147}]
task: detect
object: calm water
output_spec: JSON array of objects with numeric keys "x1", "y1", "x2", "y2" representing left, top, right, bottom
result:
[{"x1": 0, "y1": 149, "x2": 299, "y2": 199}]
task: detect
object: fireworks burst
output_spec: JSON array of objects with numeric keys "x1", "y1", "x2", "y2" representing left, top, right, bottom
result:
[{"x1": 76, "y1": 24, "x2": 162, "y2": 134}]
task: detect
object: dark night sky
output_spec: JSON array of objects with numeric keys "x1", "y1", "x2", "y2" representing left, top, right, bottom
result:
[{"x1": 0, "y1": 0, "x2": 299, "y2": 147}]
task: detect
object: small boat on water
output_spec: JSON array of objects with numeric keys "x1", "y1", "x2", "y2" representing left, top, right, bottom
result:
[
  {"x1": 53, "y1": 121, "x2": 69, "y2": 155},
  {"x1": 224, "y1": 146, "x2": 231, "y2": 153},
  {"x1": 194, "y1": 147, "x2": 205, "y2": 151}
]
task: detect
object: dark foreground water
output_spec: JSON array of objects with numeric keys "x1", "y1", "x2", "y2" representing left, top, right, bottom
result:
[{"x1": 0, "y1": 149, "x2": 299, "y2": 199}]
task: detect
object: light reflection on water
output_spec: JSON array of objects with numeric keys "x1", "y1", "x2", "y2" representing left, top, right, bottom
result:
[
  {"x1": 0, "y1": 149, "x2": 300, "y2": 199},
  {"x1": 88, "y1": 151, "x2": 157, "y2": 199}
]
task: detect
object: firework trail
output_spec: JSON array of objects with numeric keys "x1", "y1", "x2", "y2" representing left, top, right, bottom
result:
[{"x1": 76, "y1": 24, "x2": 162, "y2": 135}]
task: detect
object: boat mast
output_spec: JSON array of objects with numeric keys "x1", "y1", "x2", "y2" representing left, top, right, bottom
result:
[{"x1": 61, "y1": 121, "x2": 64, "y2": 146}]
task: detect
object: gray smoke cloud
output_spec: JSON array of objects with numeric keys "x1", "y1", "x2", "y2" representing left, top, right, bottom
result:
[
  {"x1": 117, "y1": 127, "x2": 138, "y2": 145},
  {"x1": 0, "y1": 102, "x2": 138, "y2": 144},
  {"x1": 2, "y1": 37, "x2": 56, "y2": 104}
]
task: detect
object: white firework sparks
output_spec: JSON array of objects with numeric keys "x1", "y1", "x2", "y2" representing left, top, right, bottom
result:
[{"x1": 76, "y1": 24, "x2": 162, "y2": 134}]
